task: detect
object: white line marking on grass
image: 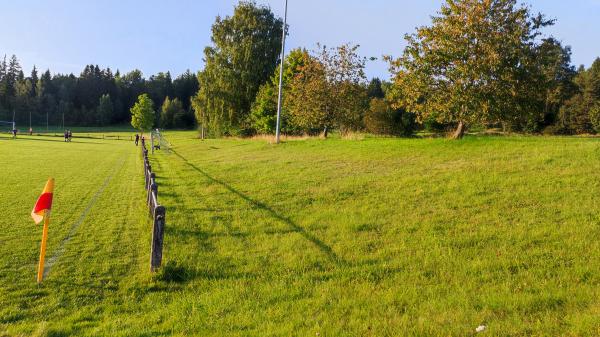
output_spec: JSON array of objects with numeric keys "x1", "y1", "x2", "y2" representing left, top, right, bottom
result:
[{"x1": 44, "y1": 154, "x2": 128, "y2": 278}]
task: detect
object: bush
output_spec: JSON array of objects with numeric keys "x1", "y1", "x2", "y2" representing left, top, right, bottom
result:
[
  {"x1": 542, "y1": 125, "x2": 563, "y2": 135},
  {"x1": 249, "y1": 83, "x2": 277, "y2": 134},
  {"x1": 422, "y1": 116, "x2": 448, "y2": 133},
  {"x1": 364, "y1": 98, "x2": 415, "y2": 136}
]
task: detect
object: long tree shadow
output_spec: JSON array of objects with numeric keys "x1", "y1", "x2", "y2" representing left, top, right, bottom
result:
[
  {"x1": 150, "y1": 157, "x2": 217, "y2": 254},
  {"x1": 172, "y1": 149, "x2": 346, "y2": 266}
]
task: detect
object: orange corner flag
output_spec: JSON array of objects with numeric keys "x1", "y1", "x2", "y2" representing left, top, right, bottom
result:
[
  {"x1": 33, "y1": 178, "x2": 54, "y2": 284},
  {"x1": 32, "y1": 178, "x2": 54, "y2": 224}
]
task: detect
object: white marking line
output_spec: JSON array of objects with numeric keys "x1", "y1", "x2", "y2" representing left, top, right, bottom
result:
[{"x1": 43, "y1": 154, "x2": 128, "y2": 277}]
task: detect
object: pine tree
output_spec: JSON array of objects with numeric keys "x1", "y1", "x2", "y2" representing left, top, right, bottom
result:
[{"x1": 30, "y1": 66, "x2": 39, "y2": 97}]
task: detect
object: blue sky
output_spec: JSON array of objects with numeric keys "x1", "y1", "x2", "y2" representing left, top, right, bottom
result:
[{"x1": 0, "y1": 0, "x2": 598, "y2": 80}]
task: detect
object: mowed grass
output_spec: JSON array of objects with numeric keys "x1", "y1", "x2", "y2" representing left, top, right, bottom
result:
[
  {"x1": 0, "y1": 134, "x2": 150, "y2": 336},
  {"x1": 1, "y1": 132, "x2": 600, "y2": 336}
]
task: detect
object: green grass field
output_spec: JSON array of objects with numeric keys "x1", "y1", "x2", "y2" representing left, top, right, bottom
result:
[{"x1": 1, "y1": 132, "x2": 600, "y2": 336}]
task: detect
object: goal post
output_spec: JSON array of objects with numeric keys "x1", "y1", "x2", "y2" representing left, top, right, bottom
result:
[
  {"x1": 150, "y1": 129, "x2": 171, "y2": 154},
  {"x1": 0, "y1": 121, "x2": 16, "y2": 138}
]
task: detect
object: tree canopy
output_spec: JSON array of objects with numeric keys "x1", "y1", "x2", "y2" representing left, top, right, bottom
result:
[
  {"x1": 250, "y1": 48, "x2": 311, "y2": 134},
  {"x1": 387, "y1": 0, "x2": 554, "y2": 138},
  {"x1": 286, "y1": 44, "x2": 368, "y2": 137},
  {"x1": 2, "y1": 0, "x2": 600, "y2": 138},
  {"x1": 193, "y1": 1, "x2": 284, "y2": 136},
  {"x1": 160, "y1": 96, "x2": 186, "y2": 129},
  {"x1": 130, "y1": 93, "x2": 155, "y2": 132},
  {"x1": 0, "y1": 55, "x2": 198, "y2": 129}
]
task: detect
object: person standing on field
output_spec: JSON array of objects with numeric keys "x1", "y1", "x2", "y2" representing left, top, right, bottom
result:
[
  {"x1": 135, "y1": 134, "x2": 140, "y2": 146},
  {"x1": 68, "y1": 130, "x2": 73, "y2": 142},
  {"x1": 64, "y1": 130, "x2": 68, "y2": 142}
]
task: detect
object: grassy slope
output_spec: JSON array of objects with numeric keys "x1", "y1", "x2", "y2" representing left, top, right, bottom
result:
[
  {"x1": 153, "y1": 133, "x2": 600, "y2": 336},
  {"x1": 1, "y1": 132, "x2": 600, "y2": 336}
]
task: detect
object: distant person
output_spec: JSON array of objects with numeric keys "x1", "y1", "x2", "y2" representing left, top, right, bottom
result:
[
  {"x1": 64, "y1": 130, "x2": 68, "y2": 142},
  {"x1": 135, "y1": 134, "x2": 140, "y2": 146},
  {"x1": 68, "y1": 130, "x2": 73, "y2": 142},
  {"x1": 29, "y1": 127, "x2": 32, "y2": 136},
  {"x1": 12, "y1": 128, "x2": 17, "y2": 139}
]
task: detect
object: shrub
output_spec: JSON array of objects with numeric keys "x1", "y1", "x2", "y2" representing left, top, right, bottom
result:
[{"x1": 364, "y1": 98, "x2": 415, "y2": 136}]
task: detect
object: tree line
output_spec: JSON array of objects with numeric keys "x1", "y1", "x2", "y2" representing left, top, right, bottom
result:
[
  {"x1": 0, "y1": 57, "x2": 198, "y2": 129},
  {"x1": 3, "y1": 0, "x2": 599, "y2": 138},
  {"x1": 192, "y1": 0, "x2": 600, "y2": 139}
]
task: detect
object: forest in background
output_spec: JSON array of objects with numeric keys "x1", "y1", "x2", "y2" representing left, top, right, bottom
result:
[
  {"x1": 1, "y1": 0, "x2": 600, "y2": 137},
  {"x1": 0, "y1": 58, "x2": 198, "y2": 129}
]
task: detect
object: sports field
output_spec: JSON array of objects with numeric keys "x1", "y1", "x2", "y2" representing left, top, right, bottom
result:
[{"x1": 1, "y1": 132, "x2": 600, "y2": 336}]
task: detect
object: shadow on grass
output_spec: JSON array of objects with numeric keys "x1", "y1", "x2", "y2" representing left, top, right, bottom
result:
[
  {"x1": 151, "y1": 260, "x2": 255, "y2": 285},
  {"x1": 168, "y1": 227, "x2": 249, "y2": 240},
  {"x1": 151, "y1": 158, "x2": 217, "y2": 255},
  {"x1": 171, "y1": 149, "x2": 346, "y2": 266}
]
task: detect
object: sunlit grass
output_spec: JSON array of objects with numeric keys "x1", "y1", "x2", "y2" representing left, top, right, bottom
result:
[{"x1": 1, "y1": 132, "x2": 600, "y2": 336}]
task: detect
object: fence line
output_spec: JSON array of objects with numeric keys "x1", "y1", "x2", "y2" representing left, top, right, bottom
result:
[{"x1": 141, "y1": 137, "x2": 166, "y2": 272}]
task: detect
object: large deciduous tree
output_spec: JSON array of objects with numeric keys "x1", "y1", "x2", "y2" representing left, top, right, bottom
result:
[
  {"x1": 250, "y1": 48, "x2": 310, "y2": 134},
  {"x1": 193, "y1": 1, "x2": 284, "y2": 136},
  {"x1": 160, "y1": 96, "x2": 185, "y2": 129},
  {"x1": 387, "y1": 0, "x2": 553, "y2": 139},
  {"x1": 286, "y1": 44, "x2": 368, "y2": 137}
]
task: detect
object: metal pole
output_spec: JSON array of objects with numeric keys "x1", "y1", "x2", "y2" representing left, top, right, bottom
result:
[{"x1": 275, "y1": 0, "x2": 288, "y2": 144}]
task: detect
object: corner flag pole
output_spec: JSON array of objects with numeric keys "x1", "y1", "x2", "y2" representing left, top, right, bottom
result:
[
  {"x1": 37, "y1": 211, "x2": 50, "y2": 283},
  {"x1": 275, "y1": 0, "x2": 288, "y2": 144},
  {"x1": 32, "y1": 178, "x2": 54, "y2": 284}
]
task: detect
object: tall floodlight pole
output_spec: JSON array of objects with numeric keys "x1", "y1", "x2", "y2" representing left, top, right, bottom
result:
[{"x1": 275, "y1": 0, "x2": 288, "y2": 144}]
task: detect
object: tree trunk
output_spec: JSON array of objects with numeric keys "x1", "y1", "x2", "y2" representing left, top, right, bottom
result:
[
  {"x1": 452, "y1": 121, "x2": 466, "y2": 140},
  {"x1": 322, "y1": 126, "x2": 329, "y2": 138}
]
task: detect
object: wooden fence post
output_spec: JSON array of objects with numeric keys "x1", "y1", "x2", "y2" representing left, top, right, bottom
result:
[
  {"x1": 148, "y1": 182, "x2": 157, "y2": 213},
  {"x1": 149, "y1": 172, "x2": 155, "y2": 189},
  {"x1": 144, "y1": 166, "x2": 149, "y2": 190},
  {"x1": 150, "y1": 206, "x2": 166, "y2": 272}
]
